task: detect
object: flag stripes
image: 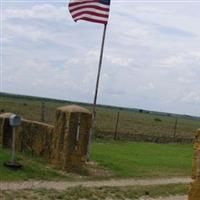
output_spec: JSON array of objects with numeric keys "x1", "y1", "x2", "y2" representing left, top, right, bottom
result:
[
  {"x1": 69, "y1": 0, "x2": 111, "y2": 24},
  {"x1": 71, "y1": 8, "x2": 109, "y2": 16}
]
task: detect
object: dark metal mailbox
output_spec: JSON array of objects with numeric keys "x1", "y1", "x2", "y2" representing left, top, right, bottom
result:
[{"x1": 9, "y1": 114, "x2": 21, "y2": 127}]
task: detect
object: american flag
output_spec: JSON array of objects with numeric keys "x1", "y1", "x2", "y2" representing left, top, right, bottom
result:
[{"x1": 68, "y1": 0, "x2": 111, "y2": 25}]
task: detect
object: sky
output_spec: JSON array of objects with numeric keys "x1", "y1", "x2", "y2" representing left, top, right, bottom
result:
[{"x1": 1, "y1": 0, "x2": 200, "y2": 116}]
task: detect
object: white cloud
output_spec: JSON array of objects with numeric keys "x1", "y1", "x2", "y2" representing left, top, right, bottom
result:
[
  {"x1": 2, "y1": 2, "x2": 200, "y2": 116},
  {"x1": 159, "y1": 55, "x2": 185, "y2": 68},
  {"x1": 6, "y1": 23, "x2": 51, "y2": 42},
  {"x1": 6, "y1": 4, "x2": 69, "y2": 21},
  {"x1": 181, "y1": 92, "x2": 200, "y2": 104},
  {"x1": 190, "y1": 51, "x2": 200, "y2": 61},
  {"x1": 105, "y1": 55, "x2": 134, "y2": 67}
]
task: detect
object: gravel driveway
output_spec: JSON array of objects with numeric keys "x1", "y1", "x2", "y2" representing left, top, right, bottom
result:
[
  {"x1": 0, "y1": 177, "x2": 191, "y2": 190},
  {"x1": 139, "y1": 195, "x2": 187, "y2": 200}
]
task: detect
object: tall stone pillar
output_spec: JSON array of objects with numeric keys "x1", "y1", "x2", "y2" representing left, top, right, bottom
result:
[
  {"x1": 51, "y1": 105, "x2": 92, "y2": 170},
  {"x1": 0, "y1": 113, "x2": 15, "y2": 148},
  {"x1": 188, "y1": 129, "x2": 200, "y2": 200}
]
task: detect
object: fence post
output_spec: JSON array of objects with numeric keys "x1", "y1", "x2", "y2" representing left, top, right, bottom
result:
[
  {"x1": 173, "y1": 117, "x2": 178, "y2": 141},
  {"x1": 41, "y1": 101, "x2": 45, "y2": 122},
  {"x1": 114, "y1": 111, "x2": 120, "y2": 140}
]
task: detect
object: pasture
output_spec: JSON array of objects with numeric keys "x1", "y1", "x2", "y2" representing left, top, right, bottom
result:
[
  {"x1": 0, "y1": 93, "x2": 200, "y2": 140},
  {"x1": 91, "y1": 141, "x2": 192, "y2": 178},
  {"x1": 0, "y1": 141, "x2": 192, "y2": 181}
]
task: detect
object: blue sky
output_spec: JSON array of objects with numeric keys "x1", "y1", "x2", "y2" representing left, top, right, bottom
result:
[{"x1": 1, "y1": 1, "x2": 200, "y2": 116}]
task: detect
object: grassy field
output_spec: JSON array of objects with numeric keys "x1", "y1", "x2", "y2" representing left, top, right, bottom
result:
[
  {"x1": 0, "y1": 184, "x2": 188, "y2": 200},
  {"x1": 0, "y1": 147, "x2": 72, "y2": 181},
  {"x1": 0, "y1": 141, "x2": 193, "y2": 181},
  {"x1": 0, "y1": 93, "x2": 200, "y2": 139},
  {"x1": 91, "y1": 141, "x2": 193, "y2": 178}
]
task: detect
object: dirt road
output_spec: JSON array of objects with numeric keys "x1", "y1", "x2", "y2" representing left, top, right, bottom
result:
[
  {"x1": 139, "y1": 196, "x2": 187, "y2": 200},
  {"x1": 0, "y1": 177, "x2": 191, "y2": 191}
]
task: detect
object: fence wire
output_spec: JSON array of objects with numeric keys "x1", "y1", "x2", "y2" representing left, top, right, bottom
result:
[{"x1": 0, "y1": 96, "x2": 199, "y2": 143}]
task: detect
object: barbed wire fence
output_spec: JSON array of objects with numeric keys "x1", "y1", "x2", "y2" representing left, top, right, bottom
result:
[{"x1": 0, "y1": 99, "x2": 198, "y2": 143}]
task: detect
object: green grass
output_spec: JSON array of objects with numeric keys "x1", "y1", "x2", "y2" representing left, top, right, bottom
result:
[
  {"x1": 0, "y1": 94, "x2": 200, "y2": 139},
  {"x1": 91, "y1": 141, "x2": 193, "y2": 178},
  {"x1": 0, "y1": 141, "x2": 193, "y2": 181},
  {"x1": 0, "y1": 147, "x2": 72, "y2": 181},
  {"x1": 1, "y1": 184, "x2": 188, "y2": 200}
]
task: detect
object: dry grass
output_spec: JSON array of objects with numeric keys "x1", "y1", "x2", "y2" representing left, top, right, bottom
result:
[
  {"x1": 0, "y1": 184, "x2": 188, "y2": 200},
  {"x1": 0, "y1": 94, "x2": 199, "y2": 139}
]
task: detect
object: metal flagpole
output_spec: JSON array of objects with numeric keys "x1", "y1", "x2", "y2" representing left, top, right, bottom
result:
[
  {"x1": 92, "y1": 24, "x2": 107, "y2": 121},
  {"x1": 87, "y1": 24, "x2": 108, "y2": 159}
]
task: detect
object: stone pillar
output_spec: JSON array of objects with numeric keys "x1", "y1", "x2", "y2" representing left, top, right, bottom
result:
[
  {"x1": 0, "y1": 113, "x2": 15, "y2": 148},
  {"x1": 188, "y1": 129, "x2": 200, "y2": 200},
  {"x1": 51, "y1": 105, "x2": 92, "y2": 171}
]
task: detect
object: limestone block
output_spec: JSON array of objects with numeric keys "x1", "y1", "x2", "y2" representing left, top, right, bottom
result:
[
  {"x1": 192, "y1": 129, "x2": 200, "y2": 179},
  {"x1": 0, "y1": 113, "x2": 14, "y2": 148},
  {"x1": 188, "y1": 181, "x2": 200, "y2": 200},
  {"x1": 188, "y1": 129, "x2": 200, "y2": 200},
  {"x1": 52, "y1": 105, "x2": 92, "y2": 171},
  {"x1": 0, "y1": 104, "x2": 92, "y2": 172}
]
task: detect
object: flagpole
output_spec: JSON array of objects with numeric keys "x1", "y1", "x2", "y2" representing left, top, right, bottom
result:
[
  {"x1": 87, "y1": 24, "x2": 108, "y2": 159},
  {"x1": 93, "y1": 24, "x2": 107, "y2": 121}
]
